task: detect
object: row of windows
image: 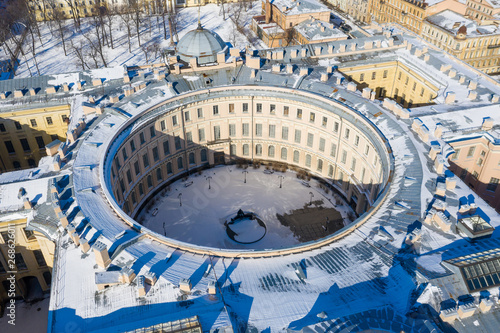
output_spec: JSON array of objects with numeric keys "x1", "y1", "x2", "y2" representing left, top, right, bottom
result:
[
  {"x1": 116, "y1": 149, "x2": 208, "y2": 202},
  {"x1": 0, "y1": 250, "x2": 47, "y2": 273},
  {"x1": 0, "y1": 115, "x2": 67, "y2": 133},
  {"x1": 3, "y1": 136, "x2": 50, "y2": 154}
]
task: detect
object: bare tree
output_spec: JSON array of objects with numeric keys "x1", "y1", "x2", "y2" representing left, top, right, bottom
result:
[
  {"x1": 129, "y1": 0, "x2": 143, "y2": 47},
  {"x1": 118, "y1": 6, "x2": 133, "y2": 52},
  {"x1": 103, "y1": 4, "x2": 116, "y2": 49},
  {"x1": 52, "y1": 7, "x2": 68, "y2": 56},
  {"x1": 70, "y1": 40, "x2": 88, "y2": 70},
  {"x1": 63, "y1": 0, "x2": 81, "y2": 29}
]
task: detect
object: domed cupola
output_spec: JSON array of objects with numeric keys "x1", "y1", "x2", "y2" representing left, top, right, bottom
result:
[{"x1": 176, "y1": 23, "x2": 227, "y2": 65}]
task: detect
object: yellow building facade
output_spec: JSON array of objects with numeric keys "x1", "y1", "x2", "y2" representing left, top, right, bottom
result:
[
  {"x1": 340, "y1": 60, "x2": 440, "y2": 107},
  {"x1": 0, "y1": 215, "x2": 54, "y2": 311},
  {"x1": 0, "y1": 104, "x2": 70, "y2": 173}
]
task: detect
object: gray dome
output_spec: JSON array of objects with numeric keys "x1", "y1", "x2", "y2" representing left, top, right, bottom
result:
[{"x1": 177, "y1": 25, "x2": 227, "y2": 65}]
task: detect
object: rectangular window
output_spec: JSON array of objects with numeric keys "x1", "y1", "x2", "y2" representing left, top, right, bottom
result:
[
  {"x1": 229, "y1": 124, "x2": 236, "y2": 137},
  {"x1": 214, "y1": 125, "x2": 221, "y2": 140},
  {"x1": 197, "y1": 108, "x2": 203, "y2": 118},
  {"x1": 330, "y1": 143, "x2": 337, "y2": 157},
  {"x1": 186, "y1": 132, "x2": 193, "y2": 144},
  {"x1": 13, "y1": 121, "x2": 21, "y2": 130},
  {"x1": 242, "y1": 103, "x2": 249, "y2": 113},
  {"x1": 152, "y1": 146, "x2": 159, "y2": 162},
  {"x1": 160, "y1": 120, "x2": 166, "y2": 131},
  {"x1": 33, "y1": 249, "x2": 47, "y2": 267},
  {"x1": 341, "y1": 150, "x2": 347, "y2": 164},
  {"x1": 213, "y1": 105, "x2": 219, "y2": 115},
  {"x1": 319, "y1": 138, "x2": 325, "y2": 152},
  {"x1": 175, "y1": 136, "x2": 182, "y2": 150},
  {"x1": 282, "y1": 126, "x2": 289, "y2": 140},
  {"x1": 242, "y1": 123, "x2": 249, "y2": 136},
  {"x1": 172, "y1": 115, "x2": 178, "y2": 126},
  {"x1": 122, "y1": 148, "x2": 128, "y2": 161},
  {"x1": 309, "y1": 112, "x2": 315, "y2": 123},
  {"x1": 487, "y1": 178, "x2": 499, "y2": 192},
  {"x1": 351, "y1": 158, "x2": 356, "y2": 171},
  {"x1": 371, "y1": 72, "x2": 376, "y2": 80},
  {"x1": 344, "y1": 128, "x2": 350, "y2": 139},
  {"x1": 270, "y1": 104, "x2": 276, "y2": 114},
  {"x1": 322, "y1": 117, "x2": 327, "y2": 127},
  {"x1": 354, "y1": 135, "x2": 360, "y2": 147},
  {"x1": 30, "y1": 119, "x2": 37, "y2": 127},
  {"x1": 307, "y1": 133, "x2": 314, "y2": 147},
  {"x1": 134, "y1": 161, "x2": 140, "y2": 175},
  {"x1": 297, "y1": 109, "x2": 302, "y2": 119},
  {"x1": 294, "y1": 129, "x2": 301, "y2": 143},
  {"x1": 451, "y1": 149, "x2": 460, "y2": 160},
  {"x1": 140, "y1": 132, "x2": 145, "y2": 144},
  {"x1": 35, "y1": 136, "x2": 45, "y2": 149},
  {"x1": 477, "y1": 158, "x2": 484, "y2": 166},
  {"x1": 163, "y1": 140, "x2": 170, "y2": 155},
  {"x1": 383, "y1": 70, "x2": 388, "y2": 78},
  {"x1": 23, "y1": 228, "x2": 35, "y2": 240},
  {"x1": 360, "y1": 73, "x2": 365, "y2": 81},
  {"x1": 20, "y1": 138, "x2": 31, "y2": 152},
  {"x1": 365, "y1": 145, "x2": 370, "y2": 156},
  {"x1": 184, "y1": 111, "x2": 190, "y2": 121},
  {"x1": 130, "y1": 140, "x2": 136, "y2": 152},
  {"x1": 412, "y1": 82, "x2": 417, "y2": 91},
  {"x1": 149, "y1": 126, "x2": 155, "y2": 138},
  {"x1": 127, "y1": 169, "x2": 133, "y2": 183},
  {"x1": 361, "y1": 167, "x2": 366, "y2": 182},
  {"x1": 256, "y1": 103, "x2": 262, "y2": 113},
  {"x1": 269, "y1": 125, "x2": 276, "y2": 138},
  {"x1": 255, "y1": 123, "x2": 262, "y2": 137},
  {"x1": 472, "y1": 171, "x2": 479, "y2": 179},
  {"x1": 198, "y1": 128, "x2": 205, "y2": 142},
  {"x1": 46, "y1": 117, "x2": 53, "y2": 125},
  {"x1": 15, "y1": 253, "x2": 27, "y2": 271},
  {"x1": 283, "y1": 106, "x2": 289, "y2": 116},
  {"x1": 0, "y1": 123, "x2": 5, "y2": 132},
  {"x1": 467, "y1": 146, "x2": 476, "y2": 157},
  {"x1": 420, "y1": 88, "x2": 424, "y2": 97},
  {"x1": 142, "y1": 153, "x2": 150, "y2": 169},
  {"x1": 229, "y1": 104, "x2": 235, "y2": 113},
  {"x1": 334, "y1": 122, "x2": 339, "y2": 133},
  {"x1": 156, "y1": 168, "x2": 162, "y2": 181}
]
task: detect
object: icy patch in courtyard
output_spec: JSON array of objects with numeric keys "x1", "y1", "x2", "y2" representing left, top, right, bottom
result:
[{"x1": 136, "y1": 166, "x2": 354, "y2": 250}]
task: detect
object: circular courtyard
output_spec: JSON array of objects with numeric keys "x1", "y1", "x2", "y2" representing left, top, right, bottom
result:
[{"x1": 135, "y1": 165, "x2": 354, "y2": 250}]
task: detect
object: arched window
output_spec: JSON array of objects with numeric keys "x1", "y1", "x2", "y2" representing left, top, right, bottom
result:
[
  {"x1": 328, "y1": 165, "x2": 334, "y2": 177},
  {"x1": 255, "y1": 144, "x2": 262, "y2": 156},
  {"x1": 13, "y1": 161, "x2": 21, "y2": 169},
  {"x1": 281, "y1": 147, "x2": 287, "y2": 160},
  {"x1": 28, "y1": 159, "x2": 36, "y2": 167},
  {"x1": 177, "y1": 157, "x2": 183, "y2": 169},
  {"x1": 230, "y1": 144, "x2": 237, "y2": 156},
  {"x1": 317, "y1": 159, "x2": 323, "y2": 172},
  {"x1": 147, "y1": 175, "x2": 153, "y2": 188},
  {"x1": 305, "y1": 154, "x2": 311, "y2": 167},
  {"x1": 268, "y1": 145, "x2": 275, "y2": 158},
  {"x1": 156, "y1": 168, "x2": 162, "y2": 181},
  {"x1": 200, "y1": 149, "x2": 207, "y2": 162},
  {"x1": 166, "y1": 162, "x2": 172, "y2": 174},
  {"x1": 189, "y1": 152, "x2": 195, "y2": 164},
  {"x1": 293, "y1": 150, "x2": 299, "y2": 163},
  {"x1": 243, "y1": 144, "x2": 249, "y2": 156}
]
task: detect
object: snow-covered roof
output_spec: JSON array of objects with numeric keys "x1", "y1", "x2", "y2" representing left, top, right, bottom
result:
[
  {"x1": 426, "y1": 10, "x2": 500, "y2": 37},
  {"x1": 270, "y1": 0, "x2": 329, "y2": 15},
  {"x1": 294, "y1": 18, "x2": 348, "y2": 41}
]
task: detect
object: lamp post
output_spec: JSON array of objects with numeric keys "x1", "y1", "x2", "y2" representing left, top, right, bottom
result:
[
  {"x1": 309, "y1": 192, "x2": 314, "y2": 206},
  {"x1": 243, "y1": 170, "x2": 248, "y2": 183},
  {"x1": 278, "y1": 175, "x2": 284, "y2": 188},
  {"x1": 207, "y1": 176, "x2": 212, "y2": 190},
  {"x1": 178, "y1": 193, "x2": 182, "y2": 207}
]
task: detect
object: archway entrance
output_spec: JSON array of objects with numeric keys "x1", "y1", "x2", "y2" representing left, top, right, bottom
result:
[{"x1": 18, "y1": 276, "x2": 43, "y2": 301}]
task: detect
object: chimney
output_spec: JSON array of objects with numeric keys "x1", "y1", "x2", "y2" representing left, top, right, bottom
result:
[
  {"x1": 93, "y1": 241, "x2": 111, "y2": 269},
  {"x1": 265, "y1": 0, "x2": 271, "y2": 24}
]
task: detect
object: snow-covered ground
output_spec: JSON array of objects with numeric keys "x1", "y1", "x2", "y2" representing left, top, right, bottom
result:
[
  {"x1": 8, "y1": 3, "x2": 265, "y2": 78},
  {"x1": 0, "y1": 295, "x2": 50, "y2": 333},
  {"x1": 137, "y1": 165, "x2": 353, "y2": 250}
]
